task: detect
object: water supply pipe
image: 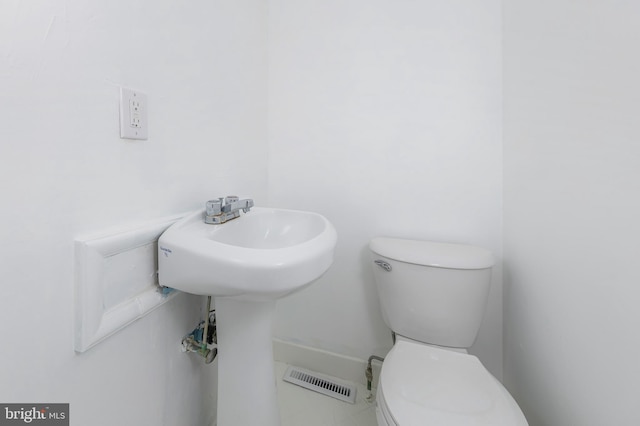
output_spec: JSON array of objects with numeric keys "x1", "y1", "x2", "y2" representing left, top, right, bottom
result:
[
  {"x1": 365, "y1": 355, "x2": 385, "y2": 402},
  {"x1": 202, "y1": 296, "x2": 212, "y2": 356},
  {"x1": 181, "y1": 296, "x2": 217, "y2": 364}
]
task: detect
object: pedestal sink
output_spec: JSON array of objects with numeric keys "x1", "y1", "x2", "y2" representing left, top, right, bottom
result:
[{"x1": 158, "y1": 207, "x2": 337, "y2": 426}]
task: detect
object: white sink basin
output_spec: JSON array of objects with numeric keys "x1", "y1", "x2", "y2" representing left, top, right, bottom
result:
[
  {"x1": 158, "y1": 207, "x2": 337, "y2": 300},
  {"x1": 157, "y1": 206, "x2": 337, "y2": 425}
]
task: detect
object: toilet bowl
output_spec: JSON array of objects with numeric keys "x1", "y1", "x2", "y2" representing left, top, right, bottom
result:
[
  {"x1": 369, "y1": 237, "x2": 527, "y2": 426},
  {"x1": 376, "y1": 338, "x2": 527, "y2": 425}
]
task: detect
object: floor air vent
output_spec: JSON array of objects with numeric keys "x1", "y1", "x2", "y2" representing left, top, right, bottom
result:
[{"x1": 283, "y1": 366, "x2": 357, "y2": 404}]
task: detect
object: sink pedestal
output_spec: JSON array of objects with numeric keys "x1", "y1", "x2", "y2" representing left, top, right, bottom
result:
[{"x1": 215, "y1": 297, "x2": 280, "y2": 426}]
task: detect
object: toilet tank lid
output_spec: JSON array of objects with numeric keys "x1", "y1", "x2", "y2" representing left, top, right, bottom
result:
[{"x1": 369, "y1": 237, "x2": 494, "y2": 270}]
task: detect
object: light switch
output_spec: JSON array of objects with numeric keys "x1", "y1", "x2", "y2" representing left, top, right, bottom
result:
[{"x1": 119, "y1": 87, "x2": 148, "y2": 140}]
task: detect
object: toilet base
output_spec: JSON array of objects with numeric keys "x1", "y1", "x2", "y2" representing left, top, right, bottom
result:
[{"x1": 375, "y1": 387, "x2": 397, "y2": 426}]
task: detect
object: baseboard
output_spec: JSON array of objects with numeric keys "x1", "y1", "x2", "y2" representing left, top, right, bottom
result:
[{"x1": 272, "y1": 338, "x2": 382, "y2": 388}]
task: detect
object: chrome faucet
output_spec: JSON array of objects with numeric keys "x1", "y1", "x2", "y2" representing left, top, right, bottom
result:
[{"x1": 205, "y1": 196, "x2": 254, "y2": 224}]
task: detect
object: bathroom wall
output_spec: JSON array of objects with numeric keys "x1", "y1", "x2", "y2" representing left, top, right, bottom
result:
[
  {"x1": 268, "y1": 0, "x2": 504, "y2": 377},
  {"x1": 503, "y1": 1, "x2": 640, "y2": 425},
  {"x1": 0, "y1": 1, "x2": 267, "y2": 425}
]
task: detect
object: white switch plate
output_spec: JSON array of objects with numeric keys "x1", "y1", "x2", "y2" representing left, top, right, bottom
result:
[{"x1": 119, "y1": 87, "x2": 148, "y2": 140}]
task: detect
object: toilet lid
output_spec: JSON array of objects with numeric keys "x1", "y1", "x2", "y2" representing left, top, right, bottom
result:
[{"x1": 379, "y1": 341, "x2": 528, "y2": 426}]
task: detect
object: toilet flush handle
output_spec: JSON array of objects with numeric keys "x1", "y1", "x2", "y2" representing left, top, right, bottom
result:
[{"x1": 374, "y1": 260, "x2": 392, "y2": 272}]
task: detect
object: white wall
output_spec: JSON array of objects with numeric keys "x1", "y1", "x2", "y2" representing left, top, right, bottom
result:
[
  {"x1": 503, "y1": 1, "x2": 640, "y2": 425},
  {"x1": 268, "y1": 0, "x2": 504, "y2": 377},
  {"x1": 0, "y1": 1, "x2": 267, "y2": 424}
]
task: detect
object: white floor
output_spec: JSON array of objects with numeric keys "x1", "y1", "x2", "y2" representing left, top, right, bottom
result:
[{"x1": 275, "y1": 361, "x2": 378, "y2": 426}]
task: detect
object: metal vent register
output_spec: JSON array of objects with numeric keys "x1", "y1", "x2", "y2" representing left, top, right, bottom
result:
[{"x1": 283, "y1": 366, "x2": 357, "y2": 404}]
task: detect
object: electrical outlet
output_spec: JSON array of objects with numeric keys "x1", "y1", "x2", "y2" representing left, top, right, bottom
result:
[
  {"x1": 119, "y1": 87, "x2": 148, "y2": 140},
  {"x1": 129, "y1": 98, "x2": 141, "y2": 128}
]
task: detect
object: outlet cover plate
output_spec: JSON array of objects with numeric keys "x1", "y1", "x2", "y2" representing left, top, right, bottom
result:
[{"x1": 119, "y1": 87, "x2": 148, "y2": 140}]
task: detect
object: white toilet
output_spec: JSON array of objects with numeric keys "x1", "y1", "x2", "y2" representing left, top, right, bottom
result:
[{"x1": 369, "y1": 237, "x2": 528, "y2": 426}]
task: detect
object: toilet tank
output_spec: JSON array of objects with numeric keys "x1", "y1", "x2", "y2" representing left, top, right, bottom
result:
[{"x1": 369, "y1": 237, "x2": 494, "y2": 348}]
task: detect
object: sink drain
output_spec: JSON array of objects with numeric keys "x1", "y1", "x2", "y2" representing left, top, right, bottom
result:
[{"x1": 283, "y1": 366, "x2": 357, "y2": 404}]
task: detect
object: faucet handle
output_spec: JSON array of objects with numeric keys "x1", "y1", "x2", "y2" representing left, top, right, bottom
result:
[
  {"x1": 242, "y1": 199, "x2": 254, "y2": 213},
  {"x1": 206, "y1": 198, "x2": 223, "y2": 216}
]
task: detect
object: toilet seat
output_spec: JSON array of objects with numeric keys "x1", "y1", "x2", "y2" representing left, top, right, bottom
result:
[{"x1": 377, "y1": 341, "x2": 528, "y2": 426}]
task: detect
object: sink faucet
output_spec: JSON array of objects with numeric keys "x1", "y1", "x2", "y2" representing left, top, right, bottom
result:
[{"x1": 205, "y1": 196, "x2": 254, "y2": 224}]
